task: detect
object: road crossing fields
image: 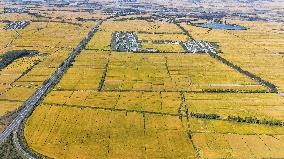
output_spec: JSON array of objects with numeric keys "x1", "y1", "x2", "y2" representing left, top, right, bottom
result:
[{"x1": 20, "y1": 17, "x2": 284, "y2": 158}]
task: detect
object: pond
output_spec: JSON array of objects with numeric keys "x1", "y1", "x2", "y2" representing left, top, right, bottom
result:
[{"x1": 195, "y1": 22, "x2": 247, "y2": 30}]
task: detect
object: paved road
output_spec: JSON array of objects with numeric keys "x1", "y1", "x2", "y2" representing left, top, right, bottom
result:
[
  {"x1": 0, "y1": 20, "x2": 103, "y2": 145},
  {"x1": 13, "y1": 130, "x2": 35, "y2": 159}
]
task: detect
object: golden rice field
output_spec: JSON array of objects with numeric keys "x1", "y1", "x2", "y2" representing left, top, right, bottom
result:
[
  {"x1": 189, "y1": 118, "x2": 284, "y2": 158},
  {"x1": 43, "y1": 91, "x2": 181, "y2": 114},
  {"x1": 0, "y1": 101, "x2": 22, "y2": 116},
  {"x1": 100, "y1": 20, "x2": 183, "y2": 33},
  {"x1": 86, "y1": 31, "x2": 112, "y2": 51},
  {"x1": 137, "y1": 33, "x2": 188, "y2": 52},
  {"x1": 0, "y1": 10, "x2": 98, "y2": 117},
  {"x1": 185, "y1": 93, "x2": 284, "y2": 121},
  {"x1": 87, "y1": 20, "x2": 187, "y2": 52},
  {"x1": 55, "y1": 50, "x2": 109, "y2": 90},
  {"x1": 0, "y1": 9, "x2": 283, "y2": 158},
  {"x1": 142, "y1": 42, "x2": 185, "y2": 53},
  {"x1": 24, "y1": 105, "x2": 196, "y2": 158},
  {"x1": 181, "y1": 20, "x2": 284, "y2": 92},
  {"x1": 103, "y1": 53, "x2": 266, "y2": 92}
]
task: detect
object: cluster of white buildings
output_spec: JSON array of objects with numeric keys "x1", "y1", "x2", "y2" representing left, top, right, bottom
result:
[
  {"x1": 4, "y1": 21, "x2": 30, "y2": 30},
  {"x1": 4, "y1": 7, "x2": 26, "y2": 13},
  {"x1": 182, "y1": 40, "x2": 218, "y2": 54},
  {"x1": 112, "y1": 32, "x2": 141, "y2": 52}
]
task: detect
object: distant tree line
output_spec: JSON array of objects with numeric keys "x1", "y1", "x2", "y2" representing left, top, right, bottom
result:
[
  {"x1": 190, "y1": 112, "x2": 284, "y2": 127},
  {"x1": 227, "y1": 116, "x2": 284, "y2": 126},
  {"x1": 190, "y1": 112, "x2": 220, "y2": 120},
  {"x1": 0, "y1": 134, "x2": 23, "y2": 159},
  {"x1": 0, "y1": 50, "x2": 38, "y2": 69},
  {"x1": 202, "y1": 89, "x2": 271, "y2": 93}
]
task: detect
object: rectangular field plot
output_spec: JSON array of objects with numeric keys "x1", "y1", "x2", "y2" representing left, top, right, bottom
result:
[
  {"x1": 0, "y1": 27, "x2": 17, "y2": 49},
  {"x1": 103, "y1": 53, "x2": 173, "y2": 91},
  {"x1": 9, "y1": 49, "x2": 71, "y2": 90},
  {"x1": 55, "y1": 51, "x2": 109, "y2": 90},
  {"x1": 100, "y1": 20, "x2": 182, "y2": 34},
  {"x1": 185, "y1": 93, "x2": 284, "y2": 121},
  {"x1": 138, "y1": 33, "x2": 187, "y2": 53},
  {"x1": 86, "y1": 30, "x2": 112, "y2": 51},
  {"x1": 189, "y1": 118, "x2": 284, "y2": 158},
  {"x1": 103, "y1": 53, "x2": 267, "y2": 92},
  {"x1": 0, "y1": 87, "x2": 36, "y2": 102},
  {"x1": 43, "y1": 91, "x2": 181, "y2": 115},
  {"x1": 0, "y1": 56, "x2": 41, "y2": 85},
  {"x1": 137, "y1": 33, "x2": 188, "y2": 42},
  {"x1": 167, "y1": 54, "x2": 267, "y2": 92},
  {"x1": 13, "y1": 22, "x2": 90, "y2": 49},
  {"x1": 24, "y1": 105, "x2": 196, "y2": 158},
  {"x1": 142, "y1": 42, "x2": 185, "y2": 53},
  {"x1": 0, "y1": 100, "x2": 22, "y2": 116}
]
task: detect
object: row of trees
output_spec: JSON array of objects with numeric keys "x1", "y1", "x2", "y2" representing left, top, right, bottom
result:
[
  {"x1": 0, "y1": 134, "x2": 23, "y2": 159},
  {"x1": 0, "y1": 50, "x2": 38, "y2": 69},
  {"x1": 190, "y1": 112, "x2": 284, "y2": 127},
  {"x1": 227, "y1": 116, "x2": 284, "y2": 126},
  {"x1": 190, "y1": 112, "x2": 220, "y2": 120},
  {"x1": 202, "y1": 89, "x2": 270, "y2": 93}
]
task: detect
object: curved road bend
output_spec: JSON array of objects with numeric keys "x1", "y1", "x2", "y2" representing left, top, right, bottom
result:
[
  {"x1": 0, "y1": 20, "x2": 104, "y2": 145},
  {"x1": 13, "y1": 129, "x2": 35, "y2": 159}
]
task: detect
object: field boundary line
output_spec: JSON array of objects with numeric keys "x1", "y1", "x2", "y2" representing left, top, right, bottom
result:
[
  {"x1": 43, "y1": 102, "x2": 180, "y2": 117},
  {"x1": 180, "y1": 92, "x2": 201, "y2": 158},
  {"x1": 98, "y1": 52, "x2": 111, "y2": 91}
]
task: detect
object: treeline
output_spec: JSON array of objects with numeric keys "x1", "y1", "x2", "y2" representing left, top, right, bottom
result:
[
  {"x1": 0, "y1": 134, "x2": 23, "y2": 159},
  {"x1": 190, "y1": 112, "x2": 220, "y2": 120},
  {"x1": 137, "y1": 31, "x2": 184, "y2": 35},
  {"x1": 152, "y1": 40, "x2": 180, "y2": 44},
  {"x1": 173, "y1": 22, "x2": 193, "y2": 39},
  {"x1": 0, "y1": 50, "x2": 39, "y2": 69},
  {"x1": 227, "y1": 116, "x2": 284, "y2": 126},
  {"x1": 208, "y1": 52, "x2": 278, "y2": 93},
  {"x1": 31, "y1": 20, "x2": 82, "y2": 26},
  {"x1": 76, "y1": 17, "x2": 97, "y2": 22},
  {"x1": 190, "y1": 112, "x2": 284, "y2": 127},
  {"x1": 112, "y1": 16, "x2": 153, "y2": 22},
  {"x1": 202, "y1": 89, "x2": 271, "y2": 93}
]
